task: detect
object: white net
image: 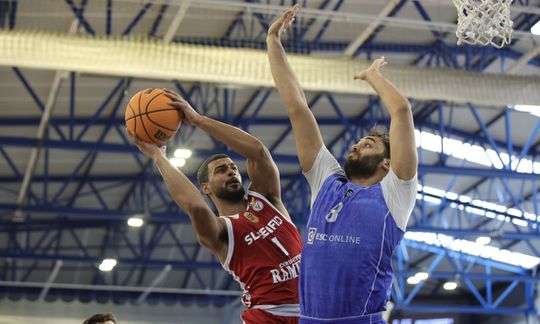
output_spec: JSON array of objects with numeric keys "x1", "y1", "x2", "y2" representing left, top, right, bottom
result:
[{"x1": 453, "y1": 0, "x2": 514, "y2": 48}]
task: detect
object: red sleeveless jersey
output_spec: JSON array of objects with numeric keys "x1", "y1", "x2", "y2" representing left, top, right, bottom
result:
[{"x1": 221, "y1": 191, "x2": 302, "y2": 315}]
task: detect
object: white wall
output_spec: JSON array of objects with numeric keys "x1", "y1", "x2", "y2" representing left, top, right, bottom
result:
[{"x1": 0, "y1": 299, "x2": 243, "y2": 324}]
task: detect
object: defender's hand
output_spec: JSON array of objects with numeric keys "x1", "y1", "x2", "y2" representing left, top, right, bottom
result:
[
  {"x1": 354, "y1": 56, "x2": 387, "y2": 81},
  {"x1": 267, "y1": 4, "x2": 299, "y2": 38}
]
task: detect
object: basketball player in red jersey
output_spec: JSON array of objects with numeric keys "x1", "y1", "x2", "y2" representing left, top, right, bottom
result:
[{"x1": 131, "y1": 89, "x2": 302, "y2": 323}]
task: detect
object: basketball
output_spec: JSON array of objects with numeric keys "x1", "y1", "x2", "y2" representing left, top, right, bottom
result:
[{"x1": 125, "y1": 88, "x2": 182, "y2": 144}]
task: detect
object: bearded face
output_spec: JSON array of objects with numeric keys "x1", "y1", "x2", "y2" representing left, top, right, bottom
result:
[
  {"x1": 204, "y1": 158, "x2": 246, "y2": 203},
  {"x1": 344, "y1": 152, "x2": 386, "y2": 180},
  {"x1": 212, "y1": 177, "x2": 246, "y2": 202}
]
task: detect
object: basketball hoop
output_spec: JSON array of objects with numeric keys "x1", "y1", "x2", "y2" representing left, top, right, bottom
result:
[{"x1": 453, "y1": 0, "x2": 514, "y2": 48}]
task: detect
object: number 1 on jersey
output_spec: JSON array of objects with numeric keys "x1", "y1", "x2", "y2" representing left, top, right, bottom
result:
[{"x1": 271, "y1": 237, "x2": 289, "y2": 256}]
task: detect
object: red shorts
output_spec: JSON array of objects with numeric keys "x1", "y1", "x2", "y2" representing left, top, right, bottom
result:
[{"x1": 241, "y1": 309, "x2": 299, "y2": 324}]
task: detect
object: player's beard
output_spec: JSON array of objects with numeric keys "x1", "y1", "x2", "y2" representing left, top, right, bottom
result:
[
  {"x1": 215, "y1": 183, "x2": 246, "y2": 202},
  {"x1": 344, "y1": 152, "x2": 385, "y2": 180}
]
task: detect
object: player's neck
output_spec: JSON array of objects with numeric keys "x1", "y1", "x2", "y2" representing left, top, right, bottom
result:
[
  {"x1": 215, "y1": 197, "x2": 248, "y2": 216},
  {"x1": 349, "y1": 173, "x2": 384, "y2": 187}
]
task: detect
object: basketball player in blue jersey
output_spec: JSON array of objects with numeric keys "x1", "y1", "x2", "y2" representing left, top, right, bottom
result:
[{"x1": 267, "y1": 5, "x2": 418, "y2": 324}]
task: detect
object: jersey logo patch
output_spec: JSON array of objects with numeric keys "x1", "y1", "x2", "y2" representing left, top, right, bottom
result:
[
  {"x1": 307, "y1": 227, "x2": 317, "y2": 245},
  {"x1": 243, "y1": 211, "x2": 259, "y2": 223},
  {"x1": 250, "y1": 197, "x2": 264, "y2": 212}
]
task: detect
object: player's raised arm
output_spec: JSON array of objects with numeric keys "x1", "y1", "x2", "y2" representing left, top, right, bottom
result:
[
  {"x1": 354, "y1": 57, "x2": 418, "y2": 180},
  {"x1": 266, "y1": 5, "x2": 324, "y2": 172},
  {"x1": 132, "y1": 138, "x2": 227, "y2": 261},
  {"x1": 163, "y1": 89, "x2": 284, "y2": 211}
]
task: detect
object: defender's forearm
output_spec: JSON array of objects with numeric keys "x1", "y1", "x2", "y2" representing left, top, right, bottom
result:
[
  {"x1": 266, "y1": 36, "x2": 308, "y2": 109},
  {"x1": 365, "y1": 72, "x2": 411, "y2": 115}
]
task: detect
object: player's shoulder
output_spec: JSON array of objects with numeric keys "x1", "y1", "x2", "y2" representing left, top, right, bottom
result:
[
  {"x1": 219, "y1": 214, "x2": 240, "y2": 220},
  {"x1": 247, "y1": 190, "x2": 278, "y2": 210}
]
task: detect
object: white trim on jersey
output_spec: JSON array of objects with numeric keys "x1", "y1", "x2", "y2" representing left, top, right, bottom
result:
[
  {"x1": 380, "y1": 167, "x2": 418, "y2": 231},
  {"x1": 220, "y1": 216, "x2": 249, "y2": 308},
  {"x1": 222, "y1": 217, "x2": 235, "y2": 271},
  {"x1": 303, "y1": 146, "x2": 344, "y2": 208},
  {"x1": 362, "y1": 210, "x2": 390, "y2": 316},
  {"x1": 252, "y1": 303, "x2": 301, "y2": 317},
  {"x1": 247, "y1": 190, "x2": 296, "y2": 227}
]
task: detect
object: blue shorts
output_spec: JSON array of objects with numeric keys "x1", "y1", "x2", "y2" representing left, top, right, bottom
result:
[{"x1": 299, "y1": 313, "x2": 385, "y2": 324}]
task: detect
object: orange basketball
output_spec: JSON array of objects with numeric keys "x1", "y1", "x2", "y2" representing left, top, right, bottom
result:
[{"x1": 125, "y1": 88, "x2": 182, "y2": 145}]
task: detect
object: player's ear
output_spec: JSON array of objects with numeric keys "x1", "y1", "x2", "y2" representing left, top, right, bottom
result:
[
  {"x1": 200, "y1": 182, "x2": 210, "y2": 195},
  {"x1": 381, "y1": 159, "x2": 390, "y2": 172}
]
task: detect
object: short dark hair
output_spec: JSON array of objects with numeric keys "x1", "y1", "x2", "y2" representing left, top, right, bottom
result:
[
  {"x1": 367, "y1": 125, "x2": 390, "y2": 159},
  {"x1": 83, "y1": 313, "x2": 117, "y2": 324},
  {"x1": 197, "y1": 154, "x2": 231, "y2": 186}
]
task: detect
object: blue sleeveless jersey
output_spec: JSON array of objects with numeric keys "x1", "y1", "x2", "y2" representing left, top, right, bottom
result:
[{"x1": 299, "y1": 173, "x2": 404, "y2": 322}]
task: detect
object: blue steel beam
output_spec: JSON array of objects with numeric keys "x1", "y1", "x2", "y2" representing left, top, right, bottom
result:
[
  {"x1": 222, "y1": 8, "x2": 246, "y2": 39},
  {"x1": 403, "y1": 254, "x2": 444, "y2": 306},
  {"x1": 418, "y1": 112, "x2": 516, "y2": 223},
  {"x1": 409, "y1": 175, "x2": 536, "y2": 267},
  {"x1": 2, "y1": 164, "x2": 538, "y2": 183},
  {"x1": 8, "y1": 94, "x2": 510, "y2": 165},
  {"x1": 11, "y1": 68, "x2": 66, "y2": 141},
  {"x1": 408, "y1": 227, "x2": 540, "y2": 241},
  {"x1": 428, "y1": 107, "x2": 538, "y2": 235},
  {"x1": 392, "y1": 152, "x2": 540, "y2": 312},
  {"x1": 0, "y1": 203, "x2": 187, "y2": 222},
  {"x1": 75, "y1": 79, "x2": 126, "y2": 141},
  {"x1": 65, "y1": 79, "x2": 133, "y2": 209},
  {"x1": 297, "y1": 0, "x2": 332, "y2": 40},
  {"x1": 352, "y1": 0, "x2": 408, "y2": 57},
  {"x1": 11, "y1": 86, "x2": 532, "y2": 238},
  {"x1": 105, "y1": 0, "x2": 112, "y2": 35},
  {"x1": 122, "y1": 2, "x2": 153, "y2": 36},
  {"x1": 149, "y1": 3, "x2": 168, "y2": 37},
  {"x1": 0, "y1": 112, "x2": 538, "y2": 156},
  {"x1": 69, "y1": 72, "x2": 76, "y2": 140},
  {"x1": 0, "y1": 1, "x2": 9, "y2": 29},
  {"x1": 116, "y1": 160, "x2": 154, "y2": 210},
  {"x1": 4, "y1": 196, "x2": 540, "y2": 240},
  {"x1": 415, "y1": 98, "x2": 539, "y2": 227},
  {"x1": 181, "y1": 245, "x2": 207, "y2": 289},
  {"x1": 0, "y1": 0, "x2": 16, "y2": 30},
  {"x1": 0, "y1": 252, "x2": 222, "y2": 269},
  {"x1": 404, "y1": 240, "x2": 526, "y2": 275},
  {"x1": 400, "y1": 233, "x2": 537, "y2": 311},
  {"x1": 0, "y1": 147, "x2": 21, "y2": 177},
  {"x1": 238, "y1": 90, "x2": 273, "y2": 131},
  {"x1": 411, "y1": 1, "x2": 443, "y2": 41},
  {"x1": 7, "y1": 0, "x2": 15, "y2": 30},
  {"x1": 4, "y1": 164, "x2": 536, "y2": 189},
  {"x1": 396, "y1": 305, "x2": 534, "y2": 316},
  {"x1": 515, "y1": 119, "x2": 540, "y2": 170},
  {"x1": 0, "y1": 229, "x2": 200, "y2": 255},
  {"x1": 63, "y1": 0, "x2": 94, "y2": 35},
  {"x1": 269, "y1": 93, "x2": 324, "y2": 152},
  {"x1": 310, "y1": 0, "x2": 345, "y2": 44}
]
